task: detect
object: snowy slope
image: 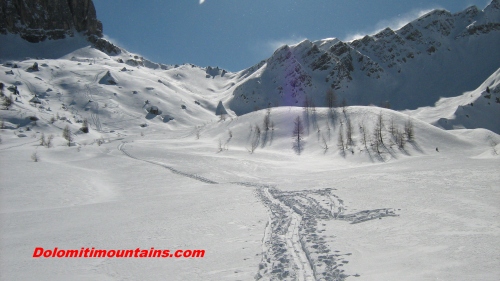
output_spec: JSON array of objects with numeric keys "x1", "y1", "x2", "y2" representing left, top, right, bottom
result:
[
  {"x1": 0, "y1": 42, "x2": 243, "y2": 142},
  {"x1": 405, "y1": 68, "x2": 500, "y2": 134}
]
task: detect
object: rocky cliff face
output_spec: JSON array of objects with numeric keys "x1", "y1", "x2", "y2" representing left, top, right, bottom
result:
[
  {"x1": 0, "y1": 0, "x2": 102, "y2": 42},
  {"x1": 227, "y1": 0, "x2": 500, "y2": 114},
  {"x1": 0, "y1": 0, "x2": 120, "y2": 54}
]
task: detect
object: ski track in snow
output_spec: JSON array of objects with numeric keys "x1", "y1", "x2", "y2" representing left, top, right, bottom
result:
[
  {"x1": 0, "y1": 139, "x2": 39, "y2": 151},
  {"x1": 118, "y1": 142, "x2": 217, "y2": 184},
  {"x1": 261, "y1": 187, "x2": 315, "y2": 281},
  {"x1": 117, "y1": 142, "x2": 399, "y2": 280}
]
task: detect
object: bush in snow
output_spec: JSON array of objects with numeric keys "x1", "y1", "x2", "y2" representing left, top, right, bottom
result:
[
  {"x1": 62, "y1": 125, "x2": 73, "y2": 146},
  {"x1": 31, "y1": 152, "x2": 40, "y2": 162},
  {"x1": 39, "y1": 133, "x2": 46, "y2": 146},
  {"x1": 46, "y1": 135, "x2": 54, "y2": 148},
  {"x1": 2, "y1": 94, "x2": 13, "y2": 109},
  {"x1": 80, "y1": 119, "x2": 89, "y2": 133}
]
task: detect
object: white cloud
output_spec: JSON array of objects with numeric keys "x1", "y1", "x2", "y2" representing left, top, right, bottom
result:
[
  {"x1": 343, "y1": 8, "x2": 439, "y2": 42},
  {"x1": 103, "y1": 34, "x2": 128, "y2": 50},
  {"x1": 248, "y1": 35, "x2": 306, "y2": 63},
  {"x1": 343, "y1": 32, "x2": 366, "y2": 43},
  {"x1": 199, "y1": 0, "x2": 206, "y2": 4},
  {"x1": 265, "y1": 36, "x2": 306, "y2": 53}
]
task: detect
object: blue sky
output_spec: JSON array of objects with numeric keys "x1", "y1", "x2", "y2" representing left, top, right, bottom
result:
[{"x1": 94, "y1": 0, "x2": 491, "y2": 72}]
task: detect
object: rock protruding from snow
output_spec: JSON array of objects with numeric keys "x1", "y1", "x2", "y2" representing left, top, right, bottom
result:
[
  {"x1": 98, "y1": 71, "x2": 118, "y2": 85},
  {"x1": 215, "y1": 101, "x2": 228, "y2": 116}
]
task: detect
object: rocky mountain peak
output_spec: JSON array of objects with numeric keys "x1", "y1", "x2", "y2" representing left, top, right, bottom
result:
[{"x1": 0, "y1": 0, "x2": 102, "y2": 42}]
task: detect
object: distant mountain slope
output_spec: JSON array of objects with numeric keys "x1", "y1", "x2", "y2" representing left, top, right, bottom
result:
[
  {"x1": 0, "y1": 46, "x2": 240, "y2": 136},
  {"x1": 405, "y1": 68, "x2": 500, "y2": 134},
  {"x1": 226, "y1": 0, "x2": 500, "y2": 115}
]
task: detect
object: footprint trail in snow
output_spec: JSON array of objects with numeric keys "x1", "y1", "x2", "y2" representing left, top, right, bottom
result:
[{"x1": 118, "y1": 142, "x2": 399, "y2": 280}]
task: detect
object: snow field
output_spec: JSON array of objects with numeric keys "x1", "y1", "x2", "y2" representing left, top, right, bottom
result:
[{"x1": 0, "y1": 31, "x2": 499, "y2": 280}]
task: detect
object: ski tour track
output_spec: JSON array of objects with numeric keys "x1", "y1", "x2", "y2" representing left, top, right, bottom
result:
[{"x1": 118, "y1": 142, "x2": 399, "y2": 281}]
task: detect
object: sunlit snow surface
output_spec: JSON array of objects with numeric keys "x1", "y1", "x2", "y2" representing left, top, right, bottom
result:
[{"x1": 0, "y1": 36, "x2": 499, "y2": 280}]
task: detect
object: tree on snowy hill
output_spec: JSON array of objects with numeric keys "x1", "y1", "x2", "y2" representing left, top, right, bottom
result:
[
  {"x1": 249, "y1": 125, "x2": 261, "y2": 154},
  {"x1": 395, "y1": 129, "x2": 406, "y2": 149},
  {"x1": 359, "y1": 122, "x2": 369, "y2": 151},
  {"x1": 62, "y1": 125, "x2": 73, "y2": 146},
  {"x1": 325, "y1": 89, "x2": 337, "y2": 109},
  {"x1": 404, "y1": 117, "x2": 415, "y2": 142},
  {"x1": 263, "y1": 108, "x2": 272, "y2": 131},
  {"x1": 346, "y1": 118, "x2": 353, "y2": 146},
  {"x1": 374, "y1": 112, "x2": 385, "y2": 146},
  {"x1": 371, "y1": 112, "x2": 386, "y2": 155},
  {"x1": 341, "y1": 98, "x2": 348, "y2": 115},
  {"x1": 338, "y1": 124, "x2": 345, "y2": 153},
  {"x1": 293, "y1": 116, "x2": 305, "y2": 155}
]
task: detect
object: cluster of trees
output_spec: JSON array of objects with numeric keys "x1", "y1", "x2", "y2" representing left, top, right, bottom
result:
[
  {"x1": 207, "y1": 90, "x2": 418, "y2": 159},
  {"x1": 338, "y1": 111, "x2": 415, "y2": 157},
  {"x1": 299, "y1": 89, "x2": 416, "y2": 157},
  {"x1": 39, "y1": 133, "x2": 55, "y2": 148},
  {"x1": 248, "y1": 108, "x2": 274, "y2": 154}
]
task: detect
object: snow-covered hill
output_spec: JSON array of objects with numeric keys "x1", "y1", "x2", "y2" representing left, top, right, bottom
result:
[{"x1": 0, "y1": 43, "x2": 243, "y2": 139}]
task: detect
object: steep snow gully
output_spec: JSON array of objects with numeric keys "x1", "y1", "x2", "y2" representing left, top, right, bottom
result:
[{"x1": 118, "y1": 142, "x2": 399, "y2": 280}]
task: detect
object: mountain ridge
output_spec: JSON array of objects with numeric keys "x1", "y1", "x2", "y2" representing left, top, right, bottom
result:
[{"x1": 226, "y1": 0, "x2": 500, "y2": 114}]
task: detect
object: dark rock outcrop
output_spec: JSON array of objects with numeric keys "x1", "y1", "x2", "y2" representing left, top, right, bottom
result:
[
  {"x1": 0, "y1": 0, "x2": 121, "y2": 54},
  {"x1": 0, "y1": 0, "x2": 102, "y2": 42}
]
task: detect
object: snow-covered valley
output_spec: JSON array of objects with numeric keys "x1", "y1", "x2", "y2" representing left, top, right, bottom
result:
[
  {"x1": 1, "y1": 118, "x2": 499, "y2": 280},
  {"x1": 1, "y1": 1, "x2": 500, "y2": 280}
]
